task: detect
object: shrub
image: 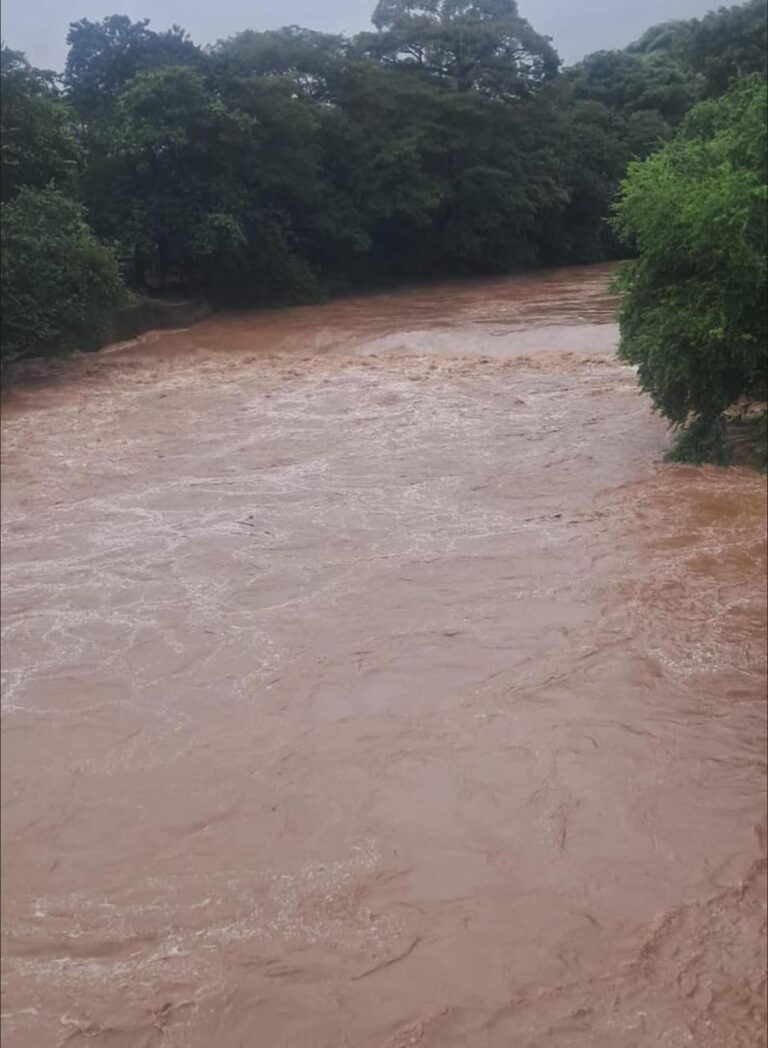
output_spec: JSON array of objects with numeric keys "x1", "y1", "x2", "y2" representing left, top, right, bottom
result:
[
  {"x1": 1, "y1": 187, "x2": 127, "y2": 364},
  {"x1": 613, "y1": 75, "x2": 767, "y2": 460}
]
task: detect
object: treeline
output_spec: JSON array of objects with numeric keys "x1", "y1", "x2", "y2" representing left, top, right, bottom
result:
[{"x1": 1, "y1": 0, "x2": 766, "y2": 365}]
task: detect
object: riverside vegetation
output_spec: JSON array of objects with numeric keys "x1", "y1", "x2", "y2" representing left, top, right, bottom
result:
[{"x1": 1, "y1": 0, "x2": 766, "y2": 461}]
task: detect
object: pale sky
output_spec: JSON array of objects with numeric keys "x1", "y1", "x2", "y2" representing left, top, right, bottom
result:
[{"x1": 1, "y1": 0, "x2": 723, "y2": 72}]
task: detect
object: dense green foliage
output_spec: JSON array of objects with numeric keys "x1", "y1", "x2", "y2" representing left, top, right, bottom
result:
[
  {"x1": 614, "y1": 75, "x2": 767, "y2": 462},
  {"x1": 1, "y1": 0, "x2": 766, "y2": 383},
  {"x1": 1, "y1": 187, "x2": 127, "y2": 363},
  {"x1": 1, "y1": 47, "x2": 81, "y2": 201},
  {"x1": 628, "y1": 0, "x2": 767, "y2": 97},
  {"x1": 360, "y1": 0, "x2": 559, "y2": 97}
]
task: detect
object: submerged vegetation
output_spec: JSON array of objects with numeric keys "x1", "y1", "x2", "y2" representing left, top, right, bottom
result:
[{"x1": 1, "y1": 0, "x2": 766, "y2": 462}]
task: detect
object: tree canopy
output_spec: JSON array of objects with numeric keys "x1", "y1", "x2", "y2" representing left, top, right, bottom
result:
[
  {"x1": 362, "y1": 0, "x2": 559, "y2": 97},
  {"x1": 64, "y1": 15, "x2": 202, "y2": 115},
  {"x1": 1, "y1": 45, "x2": 81, "y2": 201}
]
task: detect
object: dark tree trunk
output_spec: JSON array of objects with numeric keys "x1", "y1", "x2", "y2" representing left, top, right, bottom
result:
[{"x1": 133, "y1": 245, "x2": 146, "y2": 289}]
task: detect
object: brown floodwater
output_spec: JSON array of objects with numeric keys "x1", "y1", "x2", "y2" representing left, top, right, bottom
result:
[{"x1": 1, "y1": 263, "x2": 766, "y2": 1047}]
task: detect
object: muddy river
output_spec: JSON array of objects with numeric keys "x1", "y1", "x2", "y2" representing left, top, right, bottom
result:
[{"x1": 1, "y1": 264, "x2": 766, "y2": 1047}]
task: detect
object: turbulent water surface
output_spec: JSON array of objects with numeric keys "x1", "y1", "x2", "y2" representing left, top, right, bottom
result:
[{"x1": 1, "y1": 264, "x2": 766, "y2": 1047}]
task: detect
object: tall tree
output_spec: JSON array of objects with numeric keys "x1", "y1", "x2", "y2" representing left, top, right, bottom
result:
[
  {"x1": 361, "y1": 0, "x2": 559, "y2": 97},
  {"x1": 1, "y1": 46, "x2": 81, "y2": 201},
  {"x1": 95, "y1": 65, "x2": 256, "y2": 290},
  {"x1": 211, "y1": 26, "x2": 347, "y2": 100},
  {"x1": 64, "y1": 15, "x2": 203, "y2": 117}
]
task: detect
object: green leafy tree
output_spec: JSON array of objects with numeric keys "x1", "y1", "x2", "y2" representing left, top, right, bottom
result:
[
  {"x1": 545, "y1": 33, "x2": 704, "y2": 264},
  {"x1": 211, "y1": 26, "x2": 347, "y2": 99},
  {"x1": 1, "y1": 45, "x2": 81, "y2": 201},
  {"x1": 98, "y1": 65, "x2": 256, "y2": 289},
  {"x1": 211, "y1": 34, "x2": 336, "y2": 285},
  {"x1": 312, "y1": 61, "x2": 451, "y2": 279},
  {"x1": 361, "y1": 0, "x2": 559, "y2": 97},
  {"x1": 429, "y1": 88, "x2": 570, "y2": 271},
  {"x1": 1, "y1": 187, "x2": 126, "y2": 363},
  {"x1": 312, "y1": 58, "x2": 568, "y2": 279},
  {"x1": 684, "y1": 0, "x2": 767, "y2": 97},
  {"x1": 628, "y1": 19, "x2": 696, "y2": 58},
  {"x1": 624, "y1": 108, "x2": 670, "y2": 157},
  {"x1": 614, "y1": 76, "x2": 767, "y2": 461},
  {"x1": 548, "y1": 99, "x2": 629, "y2": 262},
  {"x1": 628, "y1": 1, "x2": 767, "y2": 97},
  {"x1": 566, "y1": 48, "x2": 698, "y2": 125},
  {"x1": 64, "y1": 15, "x2": 203, "y2": 117}
]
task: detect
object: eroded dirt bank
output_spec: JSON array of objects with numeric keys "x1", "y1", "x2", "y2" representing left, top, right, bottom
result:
[{"x1": 2, "y1": 265, "x2": 766, "y2": 1047}]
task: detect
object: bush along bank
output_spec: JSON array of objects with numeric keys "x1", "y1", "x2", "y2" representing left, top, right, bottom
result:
[{"x1": 613, "y1": 74, "x2": 767, "y2": 467}]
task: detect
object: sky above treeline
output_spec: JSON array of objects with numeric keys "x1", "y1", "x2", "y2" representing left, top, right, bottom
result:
[{"x1": 2, "y1": 0, "x2": 723, "y2": 72}]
